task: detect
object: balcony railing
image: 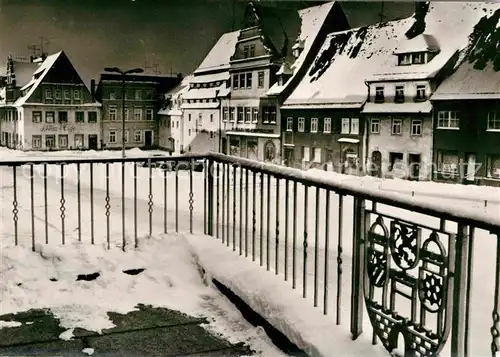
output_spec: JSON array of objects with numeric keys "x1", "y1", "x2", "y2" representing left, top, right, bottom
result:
[{"x1": 0, "y1": 152, "x2": 499, "y2": 357}]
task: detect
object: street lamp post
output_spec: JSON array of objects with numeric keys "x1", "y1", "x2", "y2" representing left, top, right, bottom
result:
[{"x1": 104, "y1": 67, "x2": 144, "y2": 158}]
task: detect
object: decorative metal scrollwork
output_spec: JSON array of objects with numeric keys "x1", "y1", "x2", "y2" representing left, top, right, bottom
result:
[{"x1": 364, "y1": 217, "x2": 454, "y2": 357}]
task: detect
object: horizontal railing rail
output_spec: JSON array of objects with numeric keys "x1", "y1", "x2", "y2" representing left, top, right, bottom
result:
[{"x1": 0, "y1": 151, "x2": 498, "y2": 357}]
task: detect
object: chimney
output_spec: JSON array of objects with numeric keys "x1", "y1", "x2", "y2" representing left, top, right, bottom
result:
[{"x1": 90, "y1": 79, "x2": 96, "y2": 101}]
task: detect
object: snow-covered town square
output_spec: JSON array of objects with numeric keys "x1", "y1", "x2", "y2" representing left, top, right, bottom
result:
[{"x1": 1, "y1": 1, "x2": 500, "y2": 357}]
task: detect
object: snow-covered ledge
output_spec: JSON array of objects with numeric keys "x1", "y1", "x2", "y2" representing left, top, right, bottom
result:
[{"x1": 186, "y1": 234, "x2": 387, "y2": 357}]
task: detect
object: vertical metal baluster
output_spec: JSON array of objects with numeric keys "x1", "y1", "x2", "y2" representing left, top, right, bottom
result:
[
  {"x1": 207, "y1": 159, "x2": 215, "y2": 236},
  {"x1": 164, "y1": 167, "x2": 167, "y2": 234},
  {"x1": 12, "y1": 166, "x2": 18, "y2": 245},
  {"x1": 90, "y1": 163, "x2": 94, "y2": 245},
  {"x1": 221, "y1": 163, "x2": 225, "y2": 243},
  {"x1": 204, "y1": 160, "x2": 207, "y2": 234},
  {"x1": 292, "y1": 181, "x2": 297, "y2": 289},
  {"x1": 285, "y1": 179, "x2": 289, "y2": 281},
  {"x1": 60, "y1": 164, "x2": 66, "y2": 245},
  {"x1": 77, "y1": 163, "x2": 81, "y2": 242},
  {"x1": 134, "y1": 163, "x2": 138, "y2": 248},
  {"x1": 324, "y1": 189, "x2": 330, "y2": 315},
  {"x1": 122, "y1": 161, "x2": 126, "y2": 251},
  {"x1": 245, "y1": 168, "x2": 249, "y2": 257},
  {"x1": 227, "y1": 163, "x2": 230, "y2": 247},
  {"x1": 189, "y1": 161, "x2": 194, "y2": 234},
  {"x1": 351, "y1": 197, "x2": 366, "y2": 339},
  {"x1": 266, "y1": 174, "x2": 271, "y2": 271},
  {"x1": 30, "y1": 165, "x2": 35, "y2": 251},
  {"x1": 337, "y1": 194, "x2": 344, "y2": 325},
  {"x1": 175, "y1": 166, "x2": 179, "y2": 233},
  {"x1": 216, "y1": 162, "x2": 220, "y2": 239},
  {"x1": 239, "y1": 165, "x2": 243, "y2": 255},
  {"x1": 314, "y1": 187, "x2": 320, "y2": 307},
  {"x1": 303, "y1": 185, "x2": 309, "y2": 299},
  {"x1": 275, "y1": 177, "x2": 280, "y2": 275},
  {"x1": 252, "y1": 170, "x2": 256, "y2": 261},
  {"x1": 464, "y1": 226, "x2": 475, "y2": 357},
  {"x1": 148, "y1": 162, "x2": 153, "y2": 237},
  {"x1": 491, "y1": 232, "x2": 500, "y2": 357},
  {"x1": 105, "y1": 163, "x2": 111, "y2": 249},
  {"x1": 260, "y1": 172, "x2": 264, "y2": 266},
  {"x1": 232, "y1": 164, "x2": 237, "y2": 251}
]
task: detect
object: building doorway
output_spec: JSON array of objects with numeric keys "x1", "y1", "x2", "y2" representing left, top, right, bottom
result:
[
  {"x1": 88, "y1": 135, "x2": 98, "y2": 150},
  {"x1": 144, "y1": 131, "x2": 153, "y2": 148},
  {"x1": 465, "y1": 153, "x2": 477, "y2": 182},
  {"x1": 284, "y1": 147, "x2": 295, "y2": 167},
  {"x1": 371, "y1": 150, "x2": 382, "y2": 177},
  {"x1": 408, "y1": 153, "x2": 421, "y2": 180},
  {"x1": 264, "y1": 141, "x2": 276, "y2": 162}
]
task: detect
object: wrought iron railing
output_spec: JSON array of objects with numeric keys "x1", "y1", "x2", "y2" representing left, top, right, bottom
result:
[{"x1": 0, "y1": 152, "x2": 499, "y2": 357}]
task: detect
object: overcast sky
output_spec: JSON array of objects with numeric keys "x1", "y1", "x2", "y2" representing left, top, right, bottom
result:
[{"x1": 0, "y1": 0, "x2": 413, "y2": 84}]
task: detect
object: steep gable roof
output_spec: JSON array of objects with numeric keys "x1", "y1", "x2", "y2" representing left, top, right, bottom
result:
[
  {"x1": 194, "y1": 31, "x2": 240, "y2": 75},
  {"x1": 284, "y1": 2, "x2": 500, "y2": 108}
]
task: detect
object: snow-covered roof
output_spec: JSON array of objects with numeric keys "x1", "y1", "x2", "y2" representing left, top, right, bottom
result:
[
  {"x1": 362, "y1": 101, "x2": 432, "y2": 114},
  {"x1": 267, "y1": 1, "x2": 336, "y2": 97},
  {"x1": 183, "y1": 86, "x2": 225, "y2": 101},
  {"x1": 181, "y1": 102, "x2": 219, "y2": 110},
  {"x1": 432, "y1": 61, "x2": 500, "y2": 100},
  {"x1": 190, "y1": 72, "x2": 229, "y2": 84},
  {"x1": 285, "y1": 2, "x2": 500, "y2": 107},
  {"x1": 194, "y1": 31, "x2": 240, "y2": 74},
  {"x1": 165, "y1": 75, "x2": 193, "y2": 96},
  {"x1": 393, "y1": 34, "x2": 440, "y2": 55},
  {"x1": 158, "y1": 108, "x2": 183, "y2": 116}
]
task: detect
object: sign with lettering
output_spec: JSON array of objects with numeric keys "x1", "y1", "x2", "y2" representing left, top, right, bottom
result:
[{"x1": 41, "y1": 124, "x2": 76, "y2": 133}]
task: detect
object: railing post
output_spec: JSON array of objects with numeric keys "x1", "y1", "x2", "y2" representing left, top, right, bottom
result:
[
  {"x1": 207, "y1": 158, "x2": 214, "y2": 236},
  {"x1": 351, "y1": 196, "x2": 365, "y2": 340},
  {"x1": 451, "y1": 222, "x2": 470, "y2": 357}
]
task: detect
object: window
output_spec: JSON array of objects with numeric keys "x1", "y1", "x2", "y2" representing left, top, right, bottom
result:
[
  {"x1": 311, "y1": 118, "x2": 318, "y2": 133},
  {"x1": 135, "y1": 90, "x2": 142, "y2": 100},
  {"x1": 230, "y1": 107, "x2": 235, "y2": 122},
  {"x1": 45, "y1": 111, "x2": 55, "y2": 123},
  {"x1": 188, "y1": 129, "x2": 192, "y2": 136},
  {"x1": 392, "y1": 119, "x2": 403, "y2": 135},
  {"x1": 313, "y1": 148, "x2": 321, "y2": 163},
  {"x1": 223, "y1": 107, "x2": 229, "y2": 122},
  {"x1": 239, "y1": 73, "x2": 246, "y2": 88},
  {"x1": 399, "y1": 54, "x2": 412, "y2": 65},
  {"x1": 487, "y1": 112, "x2": 500, "y2": 131},
  {"x1": 233, "y1": 74, "x2": 239, "y2": 89},
  {"x1": 123, "y1": 130, "x2": 129, "y2": 143},
  {"x1": 395, "y1": 86, "x2": 404, "y2": 103},
  {"x1": 246, "y1": 73, "x2": 252, "y2": 89},
  {"x1": 437, "y1": 150, "x2": 459, "y2": 174},
  {"x1": 389, "y1": 152, "x2": 404, "y2": 171},
  {"x1": 74, "y1": 134, "x2": 84, "y2": 148},
  {"x1": 263, "y1": 107, "x2": 270, "y2": 124},
  {"x1": 144, "y1": 90, "x2": 153, "y2": 100},
  {"x1": 252, "y1": 108, "x2": 258, "y2": 123},
  {"x1": 45, "y1": 89, "x2": 52, "y2": 99},
  {"x1": 302, "y1": 146, "x2": 310, "y2": 162},
  {"x1": 258, "y1": 71, "x2": 264, "y2": 88},
  {"x1": 415, "y1": 85, "x2": 426, "y2": 101},
  {"x1": 286, "y1": 117, "x2": 293, "y2": 131},
  {"x1": 269, "y1": 107, "x2": 276, "y2": 124},
  {"x1": 487, "y1": 154, "x2": 500, "y2": 178},
  {"x1": 413, "y1": 52, "x2": 425, "y2": 64},
  {"x1": 134, "y1": 130, "x2": 142, "y2": 142},
  {"x1": 109, "y1": 131, "x2": 117, "y2": 143},
  {"x1": 411, "y1": 119, "x2": 422, "y2": 136},
  {"x1": 324, "y1": 118, "x2": 331, "y2": 133},
  {"x1": 210, "y1": 114, "x2": 213, "y2": 122},
  {"x1": 58, "y1": 111, "x2": 68, "y2": 123},
  {"x1": 109, "y1": 91, "x2": 116, "y2": 100},
  {"x1": 75, "y1": 111, "x2": 85, "y2": 123},
  {"x1": 188, "y1": 113, "x2": 192, "y2": 121},
  {"x1": 176, "y1": 121, "x2": 179, "y2": 128},
  {"x1": 124, "y1": 108, "x2": 129, "y2": 120},
  {"x1": 341, "y1": 118, "x2": 350, "y2": 134},
  {"x1": 134, "y1": 108, "x2": 142, "y2": 121},
  {"x1": 375, "y1": 86, "x2": 384, "y2": 102},
  {"x1": 237, "y1": 107, "x2": 244, "y2": 123},
  {"x1": 146, "y1": 109, "x2": 154, "y2": 121},
  {"x1": 249, "y1": 44, "x2": 255, "y2": 57},
  {"x1": 108, "y1": 106, "x2": 117, "y2": 121},
  {"x1": 243, "y1": 45, "x2": 249, "y2": 58},
  {"x1": 45, "y1": 135, "x2": 56, "y2": 148},
  {"x1": 351, "y1": 118, "x2": 359, "y2": 135},
  {"x1": 437, "y1": 111, "x2": 459, "y2": 129},
  {"x1": 298, "y1": 117, "x2": 305, "y2": 132},
  {"x1": 58, "y1": 134, "x2": 68, "y2": 148},
  {"x1": 88, "y1": 112, "x2": 97, "y2": 123},
  {"x1": 245, "y1": 107, "x2": 251, "y2": 122},
  {"x1": 32, "y1": 111, "x2": 42, "y2": 123},
  {"x1": 74, "y1": 90, "x2": 81, "y2": 100},
  {"x1": 54, "y1": 89, "x2": 61, "y2": 99},
  {"x1": 32, "y1": 135, "x2": 41, "y2": 149},
  {"x1": 63, "y1": 89, "x2": 70, "y2": 100},
  {"x1": 370, "y1": 118, "x2": 380, "y2": 133}
]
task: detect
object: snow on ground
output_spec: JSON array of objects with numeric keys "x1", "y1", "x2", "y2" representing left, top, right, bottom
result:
[{"x1": 0, "y1": 234, "x2": 286, "y2": 356}]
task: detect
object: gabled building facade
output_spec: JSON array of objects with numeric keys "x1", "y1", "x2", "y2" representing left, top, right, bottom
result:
[
  {"x1": 96, "y1": 73, "x2": 181, "y2": 150},
  {"x1": 363, "y1": 3, "x2": 496, "y2": 180},
  {"x1": 0, "y1": 51, "x2": 102, "y2": 151},
  {"x1": 431, "y1": 7, "x2": 500, "y2": 186}
]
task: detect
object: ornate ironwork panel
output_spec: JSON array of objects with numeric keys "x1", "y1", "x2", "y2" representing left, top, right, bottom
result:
[{"x1": 364, "y1": 216, "x2": 455, "y2": 357}]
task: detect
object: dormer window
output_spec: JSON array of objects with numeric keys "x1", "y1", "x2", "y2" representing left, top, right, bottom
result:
[
  {"x1": 413, "y1": 52, "x2": 426, "y2": 64},
  {"x1": 415, "y1": 85, "x2": 427, "y2": 101},
  {"x1": 375, "y1": 86, "x2": 384, "y2": 103},
  {"x1": 395, "y1": 86, "x2": 404, "y2": 103},
  {"x1": 399, "y1": 54, "x2": 412, "y2": 66}
]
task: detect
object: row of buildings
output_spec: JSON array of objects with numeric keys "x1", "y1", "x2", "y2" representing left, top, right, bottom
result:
[{"x1": 1, "y1": 1, "x2": 500, "y2": 186}]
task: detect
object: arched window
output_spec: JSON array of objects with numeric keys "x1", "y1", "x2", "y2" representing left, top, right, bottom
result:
[{"x1": 264, "y1": 141, "x2": 276, "y2": 162}]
